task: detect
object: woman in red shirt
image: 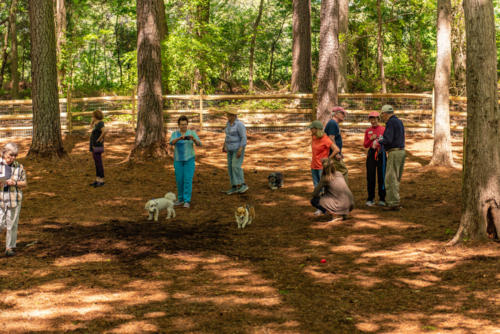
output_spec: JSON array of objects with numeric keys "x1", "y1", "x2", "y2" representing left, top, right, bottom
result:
[
  {"x1": 309, "y1": 120, "x2": 339, "y2": 188},
  {"x1": 363, "y1": 112, "x2": 386, "y2": 206}
]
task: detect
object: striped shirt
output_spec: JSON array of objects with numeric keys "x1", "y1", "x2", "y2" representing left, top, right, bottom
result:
[
  {"x1": 0, "y1": 158, "x2": 26, "y2": 208},
  {"x1": 169, "y1": 130, "x2": 201, "y2": 161}
]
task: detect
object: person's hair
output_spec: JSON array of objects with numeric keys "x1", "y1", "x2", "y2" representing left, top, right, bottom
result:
[
  {"x1": 178, "y1": 115, "x2": 189, "y2": 125},
  {"x1": 312, "y1": 129, "x2": 324, "y2": 138},
  {"x1": 93, "y1": 110, "x2": 104, "y2": 120},
  {"x1": 2, "y1": 142, "x2": 19, "y2": 157},
  {"x1": 321, "y1": 158, "x2": 336, "y2": 180}
]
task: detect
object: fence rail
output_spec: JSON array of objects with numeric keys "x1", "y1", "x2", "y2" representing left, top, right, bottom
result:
[{"x1": 0, "y1": 92, "x2": 484, "y2": 137}]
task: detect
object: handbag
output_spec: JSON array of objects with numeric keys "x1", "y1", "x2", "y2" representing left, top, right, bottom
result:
[{"x1": 92, "y1": 146, "x2": 104, "y2": 153}]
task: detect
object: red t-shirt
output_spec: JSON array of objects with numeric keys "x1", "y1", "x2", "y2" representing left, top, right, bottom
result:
[
  {"x1": 363, "y1": 125, "x2": 385, "y2": 148},
  {"x1": 311, "y1": 135, "x2": 333, "y2": 169}
]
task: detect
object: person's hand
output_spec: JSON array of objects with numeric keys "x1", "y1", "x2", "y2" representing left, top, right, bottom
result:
[
  {"x1": 335, "y1": 153, "x2": 342, "y2": 160},
  {"x1": 372, "y1": 140, "x2": 380, "y2": 149},
  {"x1": 5, "y1": 179, "x2": 16, "y2": 186},
  {"x1": 236, "y1": 149, "x2": 242, "y2": 158},
  {"x1": 370, "y1": 134, "x2": 377, "y2": 140},
  {"x1": 184, "y1": 135, "x2": 193, "y2": 140},
  {"x1": 222, "y1": 145, "x2": 227, "y2": 153}
]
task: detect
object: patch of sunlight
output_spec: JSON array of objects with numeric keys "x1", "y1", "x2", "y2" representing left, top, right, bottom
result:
[
  {"x1": 473, "y1": 291, "x2": 500, "y2": 306},
  {"x1": 356, "y1": 322, "x2": 380, "y2": 332},
  {"x1": 354, "y1": 274, "x2": 383, "y2": 288},
  {"x1": 54, "y1": 253, "x2": 113, "y2": 267},
  {"x1": 352, "y1": 218, "x2": 421, "y2": 231},
  {"x1": 406, "y1": 161, "x2": 424, "y2": 168},
  {"x1": 308, "y1": 240, "x2": 329, "y2": 247},
  {"x1": 144, "y1": 312, "x2": 166, "y2": 318},
  {"x1": 107, "y1": 320, "x2": 158, "y2": 334},
  {"x1": 310, "y1": 218, "x2": 346, "y2": 229},
  {"x1": 399, "y1": 278, "x2": 435, "y2": 288},
  {"x1": 0, "y1": 279, "x2": 169, "y2": 332},
  {"x1": 186, "y1": 295, "x2": 281, "y2": 306},
  {"x1": 159, "y1": 252, "x2": 227, "y2": 264},
  {"x1": 170, "y1": 317, "x2": 197, "y2": 331},
  {"x1": 303, "y1": 265, "x2": 347, "y2": 283},
  {"x1": 330, "y1": 244, "x2": 367, "y2": 253},
  {"x1": 30, "y1": 191, "x2": 57, "y2": 197}
]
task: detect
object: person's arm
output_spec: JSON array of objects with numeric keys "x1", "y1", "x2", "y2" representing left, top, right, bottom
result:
[
  {"x1": 96, "y1": 125, "x2": 107, "y2": 143},
  {"x1": 363, "y1": 130, "x2": 373, "y2": 148},
  {"x1": 186, "y1": 131, "x2": 202, "y2": 146},
  {"x1": 328, "y1": 142, "x2": 340, "y2": 159},
  {"x1": 236, "y1": 122, "x2": 247, "y2": 158},
  {"x1": 5, "y1": 166, "x2": 27, "y2": 189},
  {"x1": 169, "y1": 131, "x2": 182, "y2": 145},
  {"x1": 379, "y1": 121, "x2": 394, "y2": 147}
]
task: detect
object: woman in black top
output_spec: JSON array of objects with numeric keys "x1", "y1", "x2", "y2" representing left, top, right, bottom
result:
[{"x1": 89, "y1": 110, "x2": 107, "y2": 187}]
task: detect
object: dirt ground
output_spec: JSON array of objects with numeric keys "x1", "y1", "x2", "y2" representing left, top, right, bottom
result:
[{"x1": 0, "y1": 129, "x2": 498, "y2": 334}]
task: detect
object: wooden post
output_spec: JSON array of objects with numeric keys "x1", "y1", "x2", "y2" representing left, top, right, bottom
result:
[
  {"x1": 67, "y1": 88, "x2": 72, "y2": 134},
  {"x1": 131, "y1": 87, "x2": 137, "y2": 126},
  {"x1": 199, "y1": 92, "x2": 204, "y2": 129},
  {"x1": 431, "y1": 88, "x2": 435, "y2": 136},
  {"x1": 311, "y1": 91, "x2": 317, "y2": 121}
]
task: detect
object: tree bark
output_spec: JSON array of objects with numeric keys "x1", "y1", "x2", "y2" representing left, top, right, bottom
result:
[
  {"x1": 430, "y1": 0, "x2": 455, "y2": 167},
  {"x1": 449, "y1": 0, "x2": 500, "y2": 244},
  {"x1": 157, "y1": 0, "x2": 169, "y2": 94},
  {"x1": 291, "y1": 0, "x2": 312, "y2": 93},
  {"x1": 337, "y1": 0, "x2": 348, "y2": 93},
  {"x1": 9, "y1": 0, "x2": 19, "y2": 98},
  {"x1": 0, "y1": 18, "x2": 9, "y2": 89},
  {"x1": 268, "y1": 14, "x2": 287, "y2": 82},
  {"x1": 376, "y1": 0, "x2": 386, "y2": 93},
  {"x1": 27, "y1": 0, "x2": 65, "y2": 158},
  {"x1": 316, "y1": 0, "x2": 339, "y2": 125},
  {"x1": 192, "y1": 0, "x2": 210, "y2": 94},
  {"x1": 248, "y1": 0, "x2": 264, "y2": 93},
  {"x1": 54, "y1": 0, "x2": 66, "y2": 91},
  {"x1": 131, "y1": 0, "x2": 167, "y2": 161},
  {"x1": 451, "y1": 0, "x2": 466, "y2": 96}
]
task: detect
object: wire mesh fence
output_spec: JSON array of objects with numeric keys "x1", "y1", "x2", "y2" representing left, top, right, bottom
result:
[{"x1": 0, "y1": 93, "x2": 472, "y2": 139}]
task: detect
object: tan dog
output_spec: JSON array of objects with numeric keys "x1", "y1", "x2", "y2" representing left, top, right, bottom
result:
[{"x1": 235, "y1": 204, "x2": 256, "y2": 229}]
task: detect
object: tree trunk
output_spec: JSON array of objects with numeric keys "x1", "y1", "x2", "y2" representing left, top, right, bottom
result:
[
  {"x1": 27, "y1": 0, "x2": 65, "y2": 158},
  {"x1": 157, "y1": 0, "x2": 169, "y2": 94},
  {"x1": 192, "y1": 0, "x2": 210, "y2": 94},
  {"x1": 114, "y1": 15, "x2": 123, "y2": 86},
  {"x1": 248, "y1": 0, "x2": 264, "y2": 93},
  {"x1": 449, "y1": 0, "x2": 500, "y2": 244},
  {"x1": 0, "y1": 16, "x2": 9, "y2": 89},
  {"x1": 55, "y1": 0, "x2": 66, "y2": 91},
  {"x1": 291, "y1": 0, "x2": 312, "y2": 93},
  {"x1": 131, "y1": 0, "x2": 167, "y2": 161},
  {"x1": 430, "y1": 0, "x2": 455, "y2": 167},
  {"x1": 316, "y1": 0, "x2": 339, "y2": 125},
  {"x1": 337, "y1": 0, "x2": 348, "y2": 93},
  {"x1": 376, "y1": 0, "x2": 386, "y2": 93},
  {"x1": 451, "y1": 0, "x2": 466, "y2": 96},
  {"x1": 9, "y1": 0, "x2": 19, "y2": 98},
  {"x1": 268, "y1": 14, "x2": 287, "y2": 82}
]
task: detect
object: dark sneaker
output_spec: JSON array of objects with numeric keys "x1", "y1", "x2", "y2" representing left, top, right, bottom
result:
[
  {"x1": 5, "y1": 249, "x2": 15, "y2": 257},
  {"x1": 89, "y1": 181, "x2": 99, "y2": 187},
  {"x1": 238, "y1": 184, "x2": 249, "y2": 194},
  {"x1": 225, "y1": 187, "x2": 239, "y2": 195},
  {"x1": 94, "y1": 182, "x2": 105, "y2": 188}
]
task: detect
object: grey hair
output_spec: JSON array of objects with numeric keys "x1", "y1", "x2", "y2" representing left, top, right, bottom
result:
[{"x1": 2, "y1": 142, "x2": 19, "y2": 156}]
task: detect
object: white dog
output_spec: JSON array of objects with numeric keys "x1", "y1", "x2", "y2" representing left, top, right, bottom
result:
[{"x1": 145, "y1": 192, "x2": 177, "y2": 221}]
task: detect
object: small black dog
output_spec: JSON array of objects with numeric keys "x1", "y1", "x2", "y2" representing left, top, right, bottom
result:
[{"x1": 268, "y1": 172, "x2": 284, "y2": 190}]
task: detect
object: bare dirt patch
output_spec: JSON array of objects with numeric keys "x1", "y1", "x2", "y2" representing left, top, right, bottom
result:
[{"x1": 0, "y1": 130, "x2": 498, "y2": 333}]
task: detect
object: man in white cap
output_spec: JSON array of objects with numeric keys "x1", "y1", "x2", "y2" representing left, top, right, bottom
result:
[
  {"x1": 373, "y1": 105, "x2": 405, "y2": 211},
  {"x1": 324, "y1": 106, "x2": 349, "y2": 183}
]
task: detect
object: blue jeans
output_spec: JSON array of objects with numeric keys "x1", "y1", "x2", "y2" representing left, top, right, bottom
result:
[
  {"x1": 174, "y1": 157, "x2": 195, "y2": 203},
  {"x1": 311, "y1": 169, "x2": 322, "y2": 187},
  {"x1": 227, "y1": 148, "x2": 245, "y2": 186}
]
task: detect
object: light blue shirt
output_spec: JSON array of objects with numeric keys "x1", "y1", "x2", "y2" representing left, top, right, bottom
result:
[
  {"x1": 224, "y1": 119, "x2": 247, "y2": 152},
  {"x1": 169, "y1": 129, "x2": 201, "y2": 161}
]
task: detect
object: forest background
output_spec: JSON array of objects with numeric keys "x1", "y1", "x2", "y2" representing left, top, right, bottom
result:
[{"x1": 1, "y1": 0, "x2": 499, "y2": 100}]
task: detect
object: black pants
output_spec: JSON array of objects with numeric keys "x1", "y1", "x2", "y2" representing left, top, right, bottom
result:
[
  {"x1": 366, "y1": 148, "x2": 385, "y2": 202},
  {"x1": 311, "y1": 197, "x2": 326, "y2": 213},
  {"x1": 92, "y1": 152, "x2": 104, "y2": 178}
]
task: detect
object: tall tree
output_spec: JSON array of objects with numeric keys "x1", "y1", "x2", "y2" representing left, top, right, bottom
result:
[
  {"x1": 449, "y1": 0, "x2": 500, "y2": 244},
  {"x1": 192, "y1": 0, "x2": 210, "y2": 93},
  {"x1": 249, "y1": 0, "x2": 264, "y2": 93},
  {"x1": 337, "y1": 0, "x2": 348, "y2": 93},
  {"x1": 451, "y1": 0, "x2": 466, "y2": 95},
  {"x1": 376, "y1": 0, "x2": 386, "y2": 93},
  {"x1": 291, "y1": 0, "x2": 312, "y2": 93},
  {"x1": 316, "y1": 0, "x2": 339, "y2": 124},
  {"x1": 0, "y1": 18, "x2": 9, "y2": 89},
  {"x1": 54, "y1": 0, "x2": 66, "y2": 91},
  {"x1": 430, "y1": 0, "x2": 455, "y2": 167},
  {"x1": 9, "y1": 0, "x2": 19, "y2": 98},
  {"x1": 27, "y1": 0, "x2": 65, "y2": 158},
  {"x1": 131, "y1": 0, "x2": 167, "y2": 160}
]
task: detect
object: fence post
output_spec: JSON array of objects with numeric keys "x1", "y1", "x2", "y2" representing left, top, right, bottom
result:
[
  {"x1": 67, "y1": 88, "x2": 72, "y2": 134},
  {"x1": 431, "y1": 88, "x2": 435, "y2": 136},
  {"x1": 131, "y1": 87, "x2": 137, "y2": 127},
  {"x1": 199, "y1": 92, "x2": 204, "y2": 129},
  {"x1": 311, "y1": 91, "x2": 317, "y2": 121}
]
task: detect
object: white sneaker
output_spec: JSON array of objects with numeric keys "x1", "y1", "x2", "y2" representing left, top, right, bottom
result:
[
  {"x1": 313, "y1": 209, "x2": 323, "y2": 216},
  {"x1": 366, "y1": 200, "x2": 375, "y2": 207},
  {"x1": 183, "y1": 202, "x2": 190, "y2": 208},
  {"x1": 378, "y1": 201, "x2": 386, "y2": 206},
  {"x1": 174, "y1": 200, "x2": 184, "y2": 206}
]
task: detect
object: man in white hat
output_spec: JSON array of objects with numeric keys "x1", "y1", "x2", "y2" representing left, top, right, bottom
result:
[{"x1": 373, "y1": 105, "x2": 405, "y2": 211}]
